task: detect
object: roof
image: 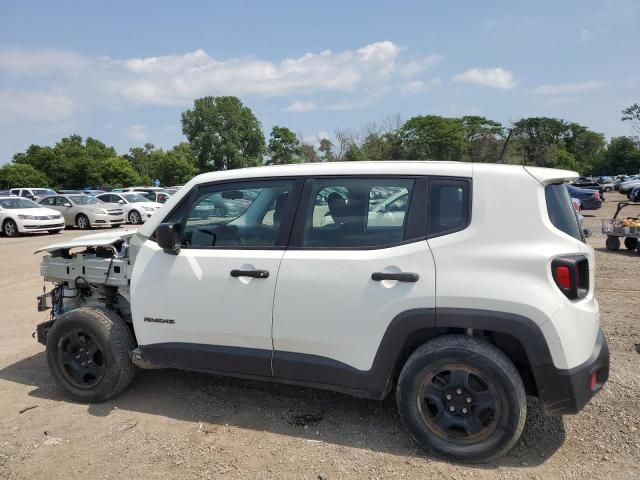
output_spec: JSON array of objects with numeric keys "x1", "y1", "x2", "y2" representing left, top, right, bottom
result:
[{"x1": 188, "y1": 161, "x2": 577, "y2": 185}]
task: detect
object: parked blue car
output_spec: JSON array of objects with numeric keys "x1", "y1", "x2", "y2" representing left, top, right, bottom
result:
[{"x1": 566, "y1": 184, "x2": 603, "y2": 210}]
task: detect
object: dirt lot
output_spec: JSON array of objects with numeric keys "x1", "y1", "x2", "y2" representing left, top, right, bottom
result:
[{"x1": 1, "y1": 193, "x2": 639, "y2": 480}]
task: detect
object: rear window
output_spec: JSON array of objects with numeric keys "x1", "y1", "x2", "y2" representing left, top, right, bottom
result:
[{"x1": 545, "y1": 184, "x2": 583, "y2": 241}]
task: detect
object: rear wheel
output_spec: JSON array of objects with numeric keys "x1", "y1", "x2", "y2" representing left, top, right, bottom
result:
[
  {"x1": 76, "y1": 214, "x2": 90, "y2": 230},
  {"x1": 46, "y1": 307, "x2": 136, "y2": 402},
  {"x1": 396, "y1": 335, "x2": 526, "y2": 463},
  {"x1": 606, "y1": 236, "x2": 621, "y2": 251},
  {"x1": 624, "y1": 237, "x2": 638, "y2": 250},
  {"x1": 2, "y1": 219, "x2": 18, "y2": 237}
]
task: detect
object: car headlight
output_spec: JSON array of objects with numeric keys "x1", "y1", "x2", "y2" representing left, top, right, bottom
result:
[
  {"x1": 18, "y1": 215, "x2": 36, "y2": 220},
  {"x1": 143, "y1": 206, "x2": 155, "y2": 212}
]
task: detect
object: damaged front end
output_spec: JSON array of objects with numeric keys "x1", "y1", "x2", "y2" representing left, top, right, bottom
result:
[{"x1": 34, "y1": 230, "x2": 139, "y2": 345}]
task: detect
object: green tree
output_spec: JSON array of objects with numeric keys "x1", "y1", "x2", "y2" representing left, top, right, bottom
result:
[
  {"x1": 344, "y1": 143, "x2": 366, "y2": 161},
  {"x1": 181, "y1": 96, "x2": 265, "y2": 171},
  {"x1": 400, "y1": 115, "x2": 466, "y2": 160},
  {"x1": 125, "y1": 143, "x2": 158, "y2": 179},
  {"x1": 0, "y1": 163, "x2": 51, "y2": 189},
  {"x1": 96, "y1": 157, "x2": 144, "y2": 187},
  {"x1": 318, "y1": 138, "x2": 336, "y2": 162},
  {"x1": 622, "y1": 103, "x2": 640, "y2": 135},
  {"x1": 461, "y1": 116, "x2": 504, "y2": 163},
  {"x1": 511, "y1": 117, "x2": 569, "y2": 167},
  {"x1": 267, "y1": 126, "x2": 302, "y2": 164},
  {"x1": 299, "y1": 143, "x2": 320, "y2": 163},
  {"x1": 594, "y1": 137, "x2": 640, "y2": 175},
  {"x1": 13, "y1": 135, "x2": 118, "y2": 188},
  {"x1": 151, "y1": 143, "x2": 198, "y2": 185}
]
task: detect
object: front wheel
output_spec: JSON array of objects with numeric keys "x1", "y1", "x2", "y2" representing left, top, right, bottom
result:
[
  {"x1": 128, "y1": 210, "x2": 142, "y2": 225},
  {"x1": 606, "y1": 236, "x2": 621, "y2": 251},
  {"x1": 76, "y1": 214, "x2": 90, "y2": 230},
  {"x1": 3, "y1": 219, "x2": 18, "y2": 237},
  {"x1": 396, "y1": 335, "x2": 526, "y2": 463},
  {"x1": 45, "y1": 307, "x2": 136, "y2": 402}
]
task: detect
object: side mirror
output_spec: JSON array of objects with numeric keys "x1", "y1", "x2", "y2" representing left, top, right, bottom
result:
[
  {"x1": 63, "y1": 202, "x2": 72, "y2": 207},
  {"x1": 156, "y1": 222, "x2": 182, "y2": 255},
  {"x1": 118, "y1": 199, "x2": 124, "y2": 204}
]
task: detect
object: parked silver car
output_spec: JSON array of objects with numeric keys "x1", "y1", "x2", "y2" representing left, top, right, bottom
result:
[{"x1": 39, "y1": 194, "x2": 125, "y2": 229}]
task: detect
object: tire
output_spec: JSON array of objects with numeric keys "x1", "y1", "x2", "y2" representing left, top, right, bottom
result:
[
  {"x1": 76, "y1": 214, "x2": 90, "y2": 230},
  {"x1": 396, "y1": 335, "x2": 526, "y2": 463},
  {"x1": 128, "y1": 210, "x2": 142, "y2": 225},
  {"x1": 624, "y1": 237, "x2": 638, "y2": 250},
  {"x1": 213, "y1": 206, "x2": 226, "y2": 217},
  {"x1": 48, "y1": 229, "x2": 63, "y2": 234},
  {"x1": 605, "y1": 187, "x2": 612, "y2": 192},
  {"x1": 45, "y1": 307, "x2": 136, "y2": 402},
  {"x1": 606, "y1": 236, "x2": 621, "y2": 251},
  {"x1": 2, "y1": 219, "x2": 18, "y2": 237}
]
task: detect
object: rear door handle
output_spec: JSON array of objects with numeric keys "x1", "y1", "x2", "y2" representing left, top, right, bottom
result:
[
  {"x1": 230, "y1": 269, "x2": 270, "y2": 279},
  {"x1": 371, "y1": 272, "x2": 419, "y2": 282}
]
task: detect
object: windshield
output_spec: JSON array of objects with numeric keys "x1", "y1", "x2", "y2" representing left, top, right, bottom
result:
[
  {"x1": 122, "y1": 193, "x2": 151, "y2": 203},
  {"x1": 32, "y1": 189, "x2": 56, "y2": 196},
  {"x1": 0, "y1": 198, "x2": 40, "y2": 209},
  {"x1": 69, "y1": 195, "x2": 99, "y2": 205}
]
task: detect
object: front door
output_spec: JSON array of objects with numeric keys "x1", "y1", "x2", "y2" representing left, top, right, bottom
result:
[
  {"x1": 272, "y1": 177, "x2": 436, "y2": 388},
  {"x1": 131, "y1": 178, "x2": 301, "y2": 377}
]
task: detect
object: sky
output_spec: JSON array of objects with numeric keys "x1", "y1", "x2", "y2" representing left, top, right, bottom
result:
[{"x1": 0, "y1": 0, "x2": 639, "y2": 164}]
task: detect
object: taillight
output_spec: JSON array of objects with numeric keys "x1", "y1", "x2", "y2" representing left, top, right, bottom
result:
[{"x1": 551, "y1": 256, "x2": 589, "y2": 300}]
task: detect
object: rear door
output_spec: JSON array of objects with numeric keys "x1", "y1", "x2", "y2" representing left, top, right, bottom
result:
[{"x1": 272, "y1": 176, "x2": 436, "y2": 385}]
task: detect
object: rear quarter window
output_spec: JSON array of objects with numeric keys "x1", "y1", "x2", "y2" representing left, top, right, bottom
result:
[
  {"x1": 545, "y1": 183, "x2": 583, "y2": 241},
  {"x1": 428, "y1": 179, "x2": 471, "y2": 236}
]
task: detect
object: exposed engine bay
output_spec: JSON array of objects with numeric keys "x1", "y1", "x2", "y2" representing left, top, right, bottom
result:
[{"x1": 35, "y1": 231, "x2": 137, "y2": 345}]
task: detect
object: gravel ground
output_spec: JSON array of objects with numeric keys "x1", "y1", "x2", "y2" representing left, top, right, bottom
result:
[{"x1": 0, "y1": 192, "x2": 639, "y2": 480}]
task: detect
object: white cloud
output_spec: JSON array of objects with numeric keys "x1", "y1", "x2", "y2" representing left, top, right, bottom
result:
[
  {"x1": 0, "y1": 42, "x2": 406, "y2": 107},
  {"x1": 285, "y1": 100, "x2": 317, "y2": 112},
  {"x1": 400, "y1": 77, "x2": 441, "y2": 96},
  {"x1": 578, "y1": 28, "x2": 607, "y2": 43},
  {"x1": 532, "y1": 81, "x2": 604, "y2": 95},
  {"x1": 0, "y1": 49, "x2": 88, "y2": 75},
  {"x1": 0, "y1": 90, "x2": 74, "y2": 124},
  {"x1": 108, "y1": 41, "x2": 401, "y2": 105},
  {"x1": 124, "y1": 125, "x2": 148, "y2": 141},
  {"x1": 398, "y1": 55, "x2": 442, "y2": 77},
  {"x1": 453, "y1": 67, "x2": 516, "y2": 89}
]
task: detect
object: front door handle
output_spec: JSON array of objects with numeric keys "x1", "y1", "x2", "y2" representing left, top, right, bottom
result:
[
  {"x1": 230, "y1": 269, "x2": 270, "y2": 279},
  {"x1": 371, "y1": 272, "x2": 419, "y2": 282}
]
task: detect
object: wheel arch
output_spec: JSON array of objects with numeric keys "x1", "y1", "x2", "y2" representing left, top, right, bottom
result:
[{"x1": 380, "y1": 308, "x2": 550, "y2": 399}]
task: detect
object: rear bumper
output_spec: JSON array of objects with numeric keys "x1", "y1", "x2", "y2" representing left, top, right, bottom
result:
[{"x1": 535, "y1": 329, "x2": 609, "y2": 415}]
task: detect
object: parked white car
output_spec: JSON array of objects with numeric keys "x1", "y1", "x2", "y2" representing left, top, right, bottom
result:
[
  {"x1": 0, "y1": 196, "x2": 64, "y2": 236},
  {"x1": 39, "y1": 194, "x2": 125, "y2": 229},
  {"x1": 34, "y1": 162, "x2": 608, "y2": 462},
  {"x1": 95, "y1": 192, "x2": 162, "y2": 224},
  {"x1": 9, "y1": 188, "x2": 58, "y2": 202},
  {"x1": 132, "y1": 190, "x2": 172, "y2": 204}
]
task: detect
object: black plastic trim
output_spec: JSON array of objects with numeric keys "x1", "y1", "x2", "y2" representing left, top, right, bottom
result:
[{"x1": 136, "y1": 307, "x2": 608, "y2": 414}]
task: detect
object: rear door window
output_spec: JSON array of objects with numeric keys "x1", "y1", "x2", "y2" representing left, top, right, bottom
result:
[{"x1": 300, "y1": 178, "x2": 415, "y2": 248}]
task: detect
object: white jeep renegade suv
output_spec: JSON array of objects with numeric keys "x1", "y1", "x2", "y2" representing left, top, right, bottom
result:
[{"x1": 35, "y1": 162, "x2": 609, "y2": 462}]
